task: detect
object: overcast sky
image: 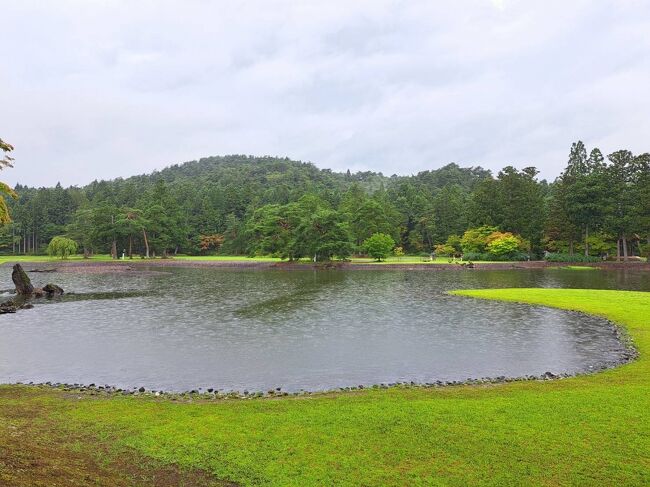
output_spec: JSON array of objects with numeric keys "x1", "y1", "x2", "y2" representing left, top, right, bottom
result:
[{"x1": 1, "y1": 1, "x2": 649, "y2": 187}]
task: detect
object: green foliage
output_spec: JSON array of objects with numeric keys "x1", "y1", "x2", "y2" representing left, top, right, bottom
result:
[
  {"x1": 293, "y1": 208, "x2": 354, "y2": 261},
  {"x1": 584, "y1": 233, "x2": 617, "y2": 255},
  {"x1": 47, "y1": 236, "x2": 78, "y2": 259},
  {"x1": 460, "y1": 251, "x2": 529, "y2": 262},
  {"x1": 364, "y1": 233, "x2": 395, "y2": 261},
  {"x1": 460, "y1": 226, "x2": 498, "y2": 253},
  {"x1": 0, "y1": 138, "x2": 15, "y2": 171},
  {"x1": 3, "y1": 143, "x2": 650, "y2": 261},
  {"x1": 0, "y1": 137, "x2": 17, "y2": 224},
  {"x1": 433, "y1": 243, "x2": 456, "y2": 257},
  {"x1": 445, "y1": 234, "x2": 462, "y2": 252},
  {"x1": 486, "y1": 232, "x2": 526, "y2": 258}
]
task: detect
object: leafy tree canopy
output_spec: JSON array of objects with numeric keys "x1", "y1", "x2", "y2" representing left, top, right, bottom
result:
[{"x1": 364, "y1": 233, "x2": 395, "y2": 261}]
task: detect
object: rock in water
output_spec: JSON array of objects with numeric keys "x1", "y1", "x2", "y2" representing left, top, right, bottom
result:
[
  {"x1": 10, "y1": 264, "x2": 64, "y2": 303},
  {"x1": 12, "y1": 263, "x2": 34, "y2": 295},
  {"x1": 0, "y1": 300, "x2": 18, "y2": 314},
  {"x1": 43, "y1": 283, "x2": 64, "y2": 296}
]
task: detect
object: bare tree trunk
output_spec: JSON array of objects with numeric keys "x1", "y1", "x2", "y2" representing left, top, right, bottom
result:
[
  {"x1": 569, "y1": 239, "x2": 574, "y2": 256},
  {"x1": 110, "y1": 215, "x2": 117, "y2": 259},
  {"x1": 616, "y1": 238, "x2": 621, "y2": 261},
  {"x1": 142, "y1": 228, "x2": 150, "y2": 258},
  {"x1": 584, "y1": 225, "x2": 589, "y2": 257},
  {"x1": 622, "y1": 234, "x2": 629, "y2": 262},
  {"x1": 129, "y1": 235, "x2": 133, "y2": 258}
]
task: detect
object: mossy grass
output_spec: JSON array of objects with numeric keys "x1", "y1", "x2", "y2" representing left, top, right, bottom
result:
[{"x1": 1, "y1": 288, "x2": 649, "y2": 484}]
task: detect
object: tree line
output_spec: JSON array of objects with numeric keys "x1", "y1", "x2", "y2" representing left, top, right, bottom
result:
[{"x1": 2, "y1": 142, "x2": 649, "y2": 261}]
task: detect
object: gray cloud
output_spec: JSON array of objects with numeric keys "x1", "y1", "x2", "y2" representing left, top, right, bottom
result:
[{"x1": 1, "y1": 0, "x2": 649, "y2": 186}]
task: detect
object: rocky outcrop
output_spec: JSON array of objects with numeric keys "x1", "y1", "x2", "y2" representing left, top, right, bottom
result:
[
  {"x1": 12, "y1": 263, "x2": 34, "y2": 295},
  {"x1": 5, "y1": 264, "x2": 64, "y2": 311}
]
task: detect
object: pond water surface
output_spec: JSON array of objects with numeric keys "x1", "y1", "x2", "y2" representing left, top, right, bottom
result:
[{"x1": 1, "y1": 266, "x2": 648, "y2": 392}]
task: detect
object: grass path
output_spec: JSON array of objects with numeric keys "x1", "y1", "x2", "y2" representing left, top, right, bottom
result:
[{"x1": 1, "y1": 289, "x2": 649, "y2": 485}]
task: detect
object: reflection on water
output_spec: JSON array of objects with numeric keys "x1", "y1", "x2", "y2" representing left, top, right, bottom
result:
[{"x1": 0, "y1": 266, "x2": 647, "y2": 392}]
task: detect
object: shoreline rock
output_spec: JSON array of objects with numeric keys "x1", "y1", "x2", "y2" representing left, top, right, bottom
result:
[
  {"x1": 7, "y1": 344, "x2": 637, "y2": 401},
  {"x1": 4, "y1": 263, "x2": 65, "y2": 311}
]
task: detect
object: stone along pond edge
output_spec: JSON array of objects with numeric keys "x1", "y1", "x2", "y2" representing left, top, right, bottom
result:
[{"x1": 3, "y1": 290, "x2": 639, "y2": 401}]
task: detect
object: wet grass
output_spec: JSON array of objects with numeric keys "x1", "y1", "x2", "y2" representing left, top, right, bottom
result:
[{"x1": 1, "y1": 289, "x2": 649, "y2": 485}]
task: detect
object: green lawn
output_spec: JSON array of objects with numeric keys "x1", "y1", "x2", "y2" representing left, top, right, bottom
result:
[
  {"x1": 0, "y1": 254, "x2": 281, "y2": 264},
  {"x1": 348, "y1": 255, "x2": 503, "y2": 264},
  {"x1": 1, "y1": 288, "x2": 649, "y2": 485},
  {"x1": 0, "y1": 254, "x2": 510, "y2": 266},
  {"x1": 0, "y1": 254, "x2": 118, "y2": 264}
]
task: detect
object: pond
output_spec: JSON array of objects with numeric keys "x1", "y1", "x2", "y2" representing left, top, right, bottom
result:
[{"x1": 1, "y1": 266, "x2": 648, "y2": 393}]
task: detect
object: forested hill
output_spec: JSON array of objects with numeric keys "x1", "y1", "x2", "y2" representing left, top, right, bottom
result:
[
  {"x1": 4, "y1": 143, "x2": 650, "y2": 261},
  {"x1": 5, "y1": 155, "x2": 493, "y2": 255},
  {"x1": 85, "y1": 154, "x2": 490, "y2": 203}
]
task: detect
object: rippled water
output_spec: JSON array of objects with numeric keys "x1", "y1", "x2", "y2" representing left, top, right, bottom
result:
[{"x1": 1, "y1": 265, "x2": 647, "y2": 392}]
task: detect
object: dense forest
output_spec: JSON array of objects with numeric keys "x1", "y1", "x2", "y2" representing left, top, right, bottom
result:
[{"x1": 2, "y1": 141, "x2": 649, "y2": 261}]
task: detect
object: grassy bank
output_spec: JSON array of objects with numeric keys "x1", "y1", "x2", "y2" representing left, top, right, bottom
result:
[
  {"x1": 0, "y1": 253, "x2": 511, "y2": 266},
  {"x1": 1, "y1": 289, "x2": 649, "y2": 485},
  {"x1": 0, "y1": 254, "x2": 281, "y2": 265}
]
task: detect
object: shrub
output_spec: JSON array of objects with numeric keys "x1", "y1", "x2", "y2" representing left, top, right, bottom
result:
[
  {"x1": 446, "y1": 234, "x2": 462, "y2": 253},
  {"x1": 461, "y1": 251, "x2": 490, "y2": 261},
  {"x1": 462, "y1": 251, "x2": 528, "y2": 262},
  {"x1": 461, "y1": 226, "x2": 499, "y2": 253},
  {"x1": 434, "y1": 243, "x2": 456, "y2": 257},
  {"x1": 486, "y1": 232, "x2": 525, "y2": 258},
  {"x1": 364, "y1": 233, "x2": 395, "y2": 261}
]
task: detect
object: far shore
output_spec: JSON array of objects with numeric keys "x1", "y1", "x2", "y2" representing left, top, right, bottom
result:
[{"x1": 2, "y1": 257, "x2": 650, "y2": 273}]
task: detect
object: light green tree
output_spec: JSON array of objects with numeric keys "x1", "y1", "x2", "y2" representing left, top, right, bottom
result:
[
  {"x1": 47, "y1": 236, "x2": 78, "y2": 259},
  {"x1": 364, "y1": 233, "x2": 395, "y2": 261}
]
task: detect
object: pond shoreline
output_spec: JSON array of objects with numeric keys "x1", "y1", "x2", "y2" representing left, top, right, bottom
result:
[
  {"x1": 3, "y1": 258, "x2": 650, "y2": 273},
  {"x1": 6, "y1": 336, "x2": 638, "y2": 401}
]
